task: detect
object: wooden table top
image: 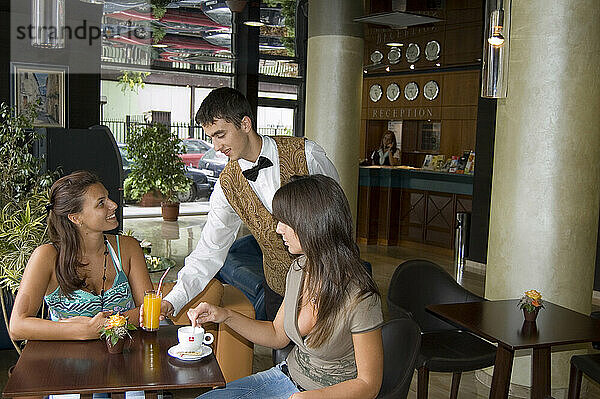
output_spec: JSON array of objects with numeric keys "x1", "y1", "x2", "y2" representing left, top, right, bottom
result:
[
  {"x1": 3, "y1": 325, "x2": 225, "y2": 397},
  {"x1": 427, "y1": 299, "x2": 600, "y2": 350}
]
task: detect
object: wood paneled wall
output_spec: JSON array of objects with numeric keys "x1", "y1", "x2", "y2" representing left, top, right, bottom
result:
[{"x1": 362, "y1": 70, "x2": 480, "y2": 162}]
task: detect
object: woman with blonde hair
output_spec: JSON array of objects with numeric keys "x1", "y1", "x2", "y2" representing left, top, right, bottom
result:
[
  {"x1": 188, "y1": 174, "x2": 383, "y2": 399},
  {"x1": 371, "y1": 130, "x2": 400, "y2": 166}
]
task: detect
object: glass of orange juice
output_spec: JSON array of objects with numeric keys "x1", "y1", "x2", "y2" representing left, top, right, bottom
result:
[{"x1": 143, "y1": 290, "x2": 162, "y2": 331}]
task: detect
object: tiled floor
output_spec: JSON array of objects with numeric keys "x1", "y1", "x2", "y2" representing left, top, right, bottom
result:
[{"x1": 1, "y1": 214, "x2": 599, "y2": 398}]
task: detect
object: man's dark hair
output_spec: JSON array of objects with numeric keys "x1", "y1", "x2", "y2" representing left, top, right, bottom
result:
[{"x1": 195, "y1": 87, "x2": 255, "y2": 130}]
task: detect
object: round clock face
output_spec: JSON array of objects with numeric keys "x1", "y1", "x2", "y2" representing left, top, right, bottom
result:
[
  {"x1": 369, "y1": 84, "x2": 383, "y2": 102},
  {"x1": 425, "y1": 40, "x2": 441, "y2": 61},
  {"x1": 386, "y1": 83, "x2": 400, "y2": 101},
  {"x1": 406, "y1": 43, "x2": 420, "y2": 63},
  {"x1": 404, "y1": 82, "x2": 419, "y2": 101},
  {"x1": 424, "y1": 80, "x2": 440, "y2": 100},
  {"x1": 387, "y1": 48, "x2": 401, "y2": 64},
  {"x1": 370, "y1": 50, "x2": 383, "y2": 64}
]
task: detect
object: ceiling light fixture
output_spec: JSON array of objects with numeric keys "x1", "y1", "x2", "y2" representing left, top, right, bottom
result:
[
  {"x1": 243, "y1": 20, "x2": 265, "y2": 27},
  {"x1": 31, "y1": 0, "x2": 65, "y2": 49},
  {"x1": 386, "y1": 42, "x2": 404, "y2": 47},
  {"x1": 481, "y1": 0, "x2": 511, "y2": 98},
  {"x1": 487, "y1": 9, "x2": 505, "y2": 46}
]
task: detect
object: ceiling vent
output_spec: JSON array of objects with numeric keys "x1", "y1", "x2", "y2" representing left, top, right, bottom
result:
[{"x1": 353, "y1": 0, "x2": 442, "y2": 28}]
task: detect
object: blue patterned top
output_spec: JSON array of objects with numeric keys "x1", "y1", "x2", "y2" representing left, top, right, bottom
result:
[{"x1": 44, "y1": 236, "x2": 135, "y2": 320}]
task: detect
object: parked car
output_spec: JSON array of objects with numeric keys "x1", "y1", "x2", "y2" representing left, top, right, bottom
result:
[
  {"x1": 179, "y1": 138, "x2": 212, "y2": 167},
  {"x1": 118, "y1": 144, "x2": 212, "y2": 202},
  {"x1": 197, "y1": 147, "x2": 228, "y2": 186}
]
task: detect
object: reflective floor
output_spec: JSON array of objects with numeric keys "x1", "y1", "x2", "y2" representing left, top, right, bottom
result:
[{"x1": 1, "y1": 214, "x2": 599, "y2": 399}]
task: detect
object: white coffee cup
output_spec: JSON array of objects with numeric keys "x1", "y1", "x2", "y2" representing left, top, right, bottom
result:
[{"x1": 177, "y1": 326, "x2": 214, "y2": 351}]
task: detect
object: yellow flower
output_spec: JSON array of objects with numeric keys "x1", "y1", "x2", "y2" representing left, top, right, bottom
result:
[
  {"x1": 525, "y1": 290, "x2": 542, "y2": 300},
  {"x1": 106, "y1": 314, "x2": 127, "y2": 329}
]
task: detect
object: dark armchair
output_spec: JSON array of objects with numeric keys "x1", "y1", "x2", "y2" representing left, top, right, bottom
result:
[
  {"x1": 567, "y1": 311, "x2": 600, "y2": 398},
  {"x1": 377, "y1": 317, "x2": 422, "y2": 398},
  {"x1": 568, "y1": 353, "x2": 600, "y2": 399},
  {"x1": 387, "y1": 259, "x2": 497, "y2": 399}
]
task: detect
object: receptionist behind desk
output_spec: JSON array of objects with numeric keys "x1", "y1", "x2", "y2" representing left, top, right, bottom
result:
[{"x1": 371, "y1": 130, "x2": 401, "y2": 166}]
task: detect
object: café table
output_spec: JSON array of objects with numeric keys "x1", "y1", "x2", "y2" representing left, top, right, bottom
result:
[
  {"x1": 427, "y1": 299, "x2": 600, "y2": 399},
  {"x1": 3, "y1": 325, "x2": 225, "y2": 399}
]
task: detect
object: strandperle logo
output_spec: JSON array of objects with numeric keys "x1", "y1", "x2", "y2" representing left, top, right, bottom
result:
[{"x1": 16, "y1": 19, "x2": 106, "y2": 46}]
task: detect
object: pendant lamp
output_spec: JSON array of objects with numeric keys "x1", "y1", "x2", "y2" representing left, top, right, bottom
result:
[{"x1": 481, "y1": 0, "x2": 511, "y2": 98}]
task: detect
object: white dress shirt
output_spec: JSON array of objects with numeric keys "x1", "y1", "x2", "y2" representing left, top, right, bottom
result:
[{"x1": 165, "y1": 135, "x2": 339, "y2": 315}]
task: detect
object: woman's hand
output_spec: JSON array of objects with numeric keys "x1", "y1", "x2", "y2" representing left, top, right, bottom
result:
[
  {"x1": 59, "y1": 311, "x2": 109, "y2": 339},
  {"x1": 187, "y1": 302, "x2": 229, "y2": 327}
]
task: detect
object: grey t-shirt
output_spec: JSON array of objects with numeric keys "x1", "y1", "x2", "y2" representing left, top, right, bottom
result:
[{"x1": 283, "y1": 256, "x2": 383, "y2": 391}]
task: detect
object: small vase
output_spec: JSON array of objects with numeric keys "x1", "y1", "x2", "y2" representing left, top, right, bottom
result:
[
  {"x1": 106, "y1": 338, "x2": 125, "y2": 354},
  {"x1": 523, "y1": 307, "x2": 539, "y2": 322}
]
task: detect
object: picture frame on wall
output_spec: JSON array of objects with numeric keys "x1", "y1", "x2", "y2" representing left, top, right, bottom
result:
[{"x1": 11, "y1": 62, "x2": 68, "y2": 128}]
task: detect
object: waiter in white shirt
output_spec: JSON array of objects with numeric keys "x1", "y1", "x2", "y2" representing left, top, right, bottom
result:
[{"x1": 149, "y1": 87, "x2": 339, "y2": 321}]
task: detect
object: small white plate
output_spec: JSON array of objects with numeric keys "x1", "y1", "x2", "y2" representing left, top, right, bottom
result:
[{"x1": 167, "y1": 344, "x2": 212, "y2": 361}]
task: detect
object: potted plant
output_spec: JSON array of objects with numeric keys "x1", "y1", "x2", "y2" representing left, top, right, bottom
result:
[
  {"x1": 518, "y1": 289, "x2": 544, "y2": 322},
  {"x1": 124, "y1": 123, "x2": 190, "y2": 221},
  {"x1": 100, "y1": 313, "x2": 136, "y2": 354},
  {"x1": 0, "y1": 102, "x2": 57, "y2": 353}
]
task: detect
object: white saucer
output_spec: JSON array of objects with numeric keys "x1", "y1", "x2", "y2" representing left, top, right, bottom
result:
[{"x1": 167, "y1": 343, "x2": 212, "y2": 361}]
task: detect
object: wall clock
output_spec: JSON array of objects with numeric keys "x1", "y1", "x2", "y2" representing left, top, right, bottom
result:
[
  {"x1": 370, "y1": 50, "x2": 383, "y2": 64},
  {"x1": 423, "y1": 80, "x2": 440, "y2": 100},
  {"x1": 404, "y1": 82, "x2": 419, "y2": 101},
  {"x1": 386, "y1": 83, "x2": 400, "y2": 101},
  {"x1": 388, "y1": 48, "x2": 401, "y2": 64},
  {"x1": 369, "y1": 84, "x2": 383, "y2": 102},
  {"x1": 406, "y1": 43, "x2": 420, "y2": 63},
  {"x1": 425, "y1": 40, "x2": 441, "y2": 61}
]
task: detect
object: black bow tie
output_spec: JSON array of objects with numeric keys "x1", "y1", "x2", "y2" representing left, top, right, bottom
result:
[{"x1": 242, "y1": 156, "x2": 273, "y2": 182}]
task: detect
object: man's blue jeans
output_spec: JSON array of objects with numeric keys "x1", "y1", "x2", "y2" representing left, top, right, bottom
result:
[{"x1": 197, "y1": 362, "x2": 300, "y2": 399}]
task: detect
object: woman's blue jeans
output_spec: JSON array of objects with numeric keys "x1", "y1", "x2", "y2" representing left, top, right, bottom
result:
[{"x1": 197, "y1": 362, "x2": 300, "y2": 399}]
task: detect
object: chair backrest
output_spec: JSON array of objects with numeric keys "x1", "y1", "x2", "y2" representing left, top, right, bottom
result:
[
  {"x1": 387, "y1": 259, "x2": 483, "y2": 332},
  {"x1": 377, "y1": 317, "x2": 422, "y2": 399}
]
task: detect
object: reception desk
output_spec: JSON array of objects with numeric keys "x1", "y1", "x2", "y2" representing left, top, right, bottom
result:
[{"x1": 357, "y1": 166, "x2": 473, "y2": 248}]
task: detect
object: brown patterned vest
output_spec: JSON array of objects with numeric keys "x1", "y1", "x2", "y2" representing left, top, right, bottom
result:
[{"x1": 219, "y1": 136, "x2": 309, "y2": 296}]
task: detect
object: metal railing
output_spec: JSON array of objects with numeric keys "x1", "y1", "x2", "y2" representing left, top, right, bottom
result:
[
  {"x1": 101, "y1": 117, "x2": 207, "y2": 144},
  {"x1": 257, "y1": 126, "x2": 293, "y2": 136},
  {"x1": 101, "y1": 117, "x2": 294, "y2": 144}
]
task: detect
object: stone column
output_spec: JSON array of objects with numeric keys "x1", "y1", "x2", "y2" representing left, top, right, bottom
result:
[
  {"x1": 485, "y1": 0, "x2": 600, "y2": 394},
  {"x1": 304, "y1": 0, "x2": 364, "y2": 222}
]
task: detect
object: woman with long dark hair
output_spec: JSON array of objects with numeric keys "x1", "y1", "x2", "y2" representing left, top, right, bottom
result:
[
  {"x1": 9, "y1": 170, "x2": 153, "y2": 340},
  {"x1": 188, "y1": 174, "x2": 383, "y2": 399}
]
